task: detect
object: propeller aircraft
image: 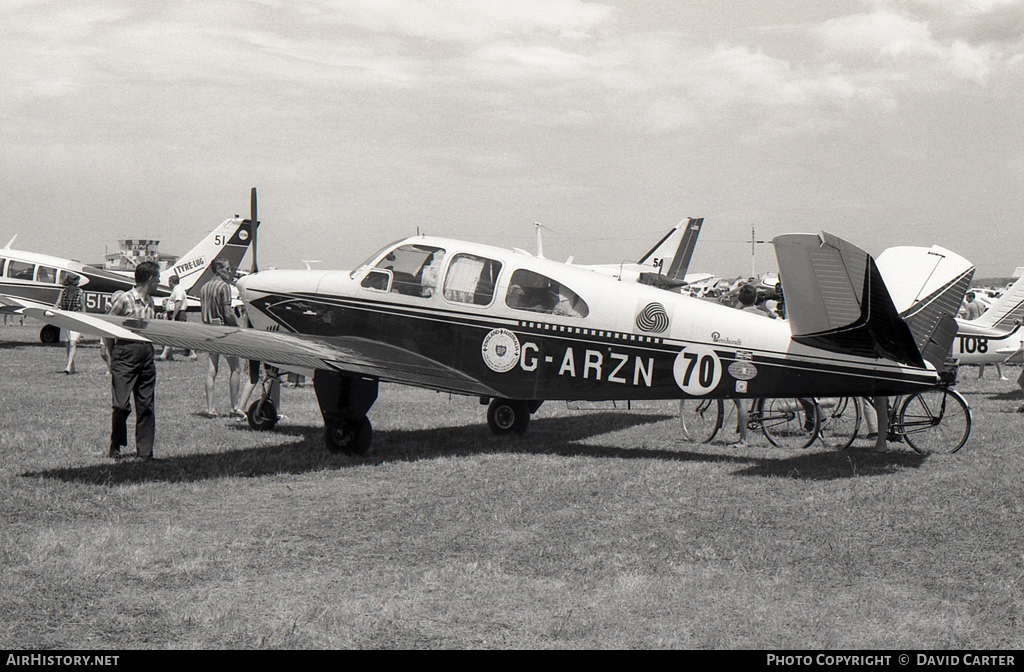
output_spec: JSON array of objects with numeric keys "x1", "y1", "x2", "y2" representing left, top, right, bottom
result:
[
  {"x1": 2, "y1": 193, "x2": 961, "y2": 456},
  {"x1": 1, "y1": 218, "x2": 254, "y2": 342}
]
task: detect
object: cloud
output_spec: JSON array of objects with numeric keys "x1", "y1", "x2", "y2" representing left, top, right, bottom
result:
[{"x1": 811, "y1": 7, "x2": 1023, "y2": 85}]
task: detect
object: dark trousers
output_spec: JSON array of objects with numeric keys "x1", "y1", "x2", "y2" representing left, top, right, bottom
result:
[{"x1": 110, "y1": 341, "x2": 156, "y2": 457}]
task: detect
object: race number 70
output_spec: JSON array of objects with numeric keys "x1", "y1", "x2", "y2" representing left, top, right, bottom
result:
[{"x1": 673, "y1": 345, "x2": 722, "y2": 395}]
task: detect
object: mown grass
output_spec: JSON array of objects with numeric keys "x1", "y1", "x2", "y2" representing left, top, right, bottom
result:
[{"x1": 0, "y1": 323, "x2": 1022, "y2": 649}]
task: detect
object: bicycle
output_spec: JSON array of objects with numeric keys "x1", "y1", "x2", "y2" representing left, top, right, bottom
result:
[
  {"x1": 680, "y1": 388, "x2": 970, "y2": 454},
  {"x1": 865, "y1": 387, "x2": 972, "y2": 454},
  {"x1": 679, "y1": 396, "x2": 819, "y2": 449}
]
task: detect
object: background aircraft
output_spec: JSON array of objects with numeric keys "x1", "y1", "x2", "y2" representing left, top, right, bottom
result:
[
  {"x1": 573, "y1": 217, "x2": 714, "y2": 287},
  {"x1": 950, "y1": 273, "x2": 1024, "y2": 365},
  {"x1": 6, "y1": 195, "x2": 951, "y2": 456},
  {"x1": 0, "y1": 217, "x2": 253, "y2": 342}
]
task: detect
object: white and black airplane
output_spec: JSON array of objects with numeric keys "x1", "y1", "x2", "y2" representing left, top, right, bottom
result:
[
  {"x1": 0, "y1": 218, "x2": 254, "y2": 342},
  {"x1": 3, "y1": 193, "x2": 960, "y2": 456}
]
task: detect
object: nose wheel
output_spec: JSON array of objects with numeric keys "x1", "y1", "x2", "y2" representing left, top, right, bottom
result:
[{"x1": 487, "y1": 398, "x2": 531, "y2": 435}]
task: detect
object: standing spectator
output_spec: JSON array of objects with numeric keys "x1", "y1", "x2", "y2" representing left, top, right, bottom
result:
[
  {"x1": 104, "y1": 262, "x2": 160, "y2": 461},
  {"x1": 54, "y1": 273, "x2": 84, "y2": 374},
  {"x1": 156, "y1": 275, "x2": 195, "y2": 361},
  {"x1": 963, "y1": 291, "x2": 985, "y2": 321},
  {"x1": 200, "y1": 259, "x2": 242, "y2": 419}
]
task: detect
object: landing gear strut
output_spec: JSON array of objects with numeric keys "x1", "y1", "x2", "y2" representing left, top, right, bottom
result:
[
  {"x1": 246, "y1": 363, "x2": 282, "y2": 431},
  {"x1": 314, "y1": 370, "x2": 378, "y2": 455}
]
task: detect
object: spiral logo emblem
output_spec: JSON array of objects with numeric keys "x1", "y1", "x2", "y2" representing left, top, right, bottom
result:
[{"x1": 635, "y1": 302, "x2": 669, "y2": 333}]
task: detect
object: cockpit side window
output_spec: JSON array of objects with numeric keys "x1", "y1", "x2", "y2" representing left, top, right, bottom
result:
[
  {"x1": 0, "y1": 258, "x2": 6, "y2": 277},
  {"x1": 36, "y1": 266, "x2": 57, "y2": 284},
  {"x1": 372, "y1": 244, "x2": 445, "y2": 298},
  {"x1": 360, "y1": 269, "x2": 392, "y2": 292},
  {"x1": 442, "y1": 254, "x2": 502, "y2": 305},
  {"x1": 504, "y1": 269, "x2": 589, "y2": 318},
  {"x1": 8, "y1": 261, "x2": 34, "y2": 281}
]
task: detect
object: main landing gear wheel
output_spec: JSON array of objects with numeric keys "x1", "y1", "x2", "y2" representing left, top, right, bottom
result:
[
  {"x1": 246, "y1": 399, "x2": 278, "y2": 432},
  {"x1": 324, "y1": 417, "x2": 373, "y2": 456},
  {"x1": 487, "y1": 399, "x2": 531, "y2": 436},
  {"x1": 40, "y1": 325, "x2": 60, "y2": 344}
]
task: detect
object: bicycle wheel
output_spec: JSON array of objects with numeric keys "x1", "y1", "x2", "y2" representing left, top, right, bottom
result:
[
  {"x1": 816, "y1": 397, "x2": 860, "y2": 450},
  {"x1": 758, "y1": 397, "x2": 819, "y2": 449},
  {"x1": 679, "y1": 398, "x2": 723, "y2": 443},
  {"x1": 898, "y1": 388, "x2": 971, "y2": 454}
]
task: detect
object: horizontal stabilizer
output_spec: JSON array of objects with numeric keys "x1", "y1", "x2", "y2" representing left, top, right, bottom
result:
[
  {"x1": 972, "y1": 274, "x2": 1024, "y2": 331},
  {"x1": 773, "y1": 232, "x2": 925, "y2": 368}
]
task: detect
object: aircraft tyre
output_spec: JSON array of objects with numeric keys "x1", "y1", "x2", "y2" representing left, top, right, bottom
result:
[
  {"x1": 246, "y1": 399, "x2": 278, "y2": 432},
  {"x1": 487, "y1": 398, "x2": 531, "y2": 436},
  {"x1": 40, "y1": 325, "x2": 60, "y2": 344},
  {"x1": 324, "y1": 417, "x2": 373, "y2": 455}
]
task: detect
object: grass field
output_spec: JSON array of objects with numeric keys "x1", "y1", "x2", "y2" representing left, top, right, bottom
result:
[{"x1": 1, "y1": 323, "x2": 1022, "y2": 649}]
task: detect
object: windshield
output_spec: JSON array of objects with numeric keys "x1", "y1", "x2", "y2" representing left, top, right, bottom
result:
[{"x1": 350, "y1": 239, "x2": 405, "y2": 279}]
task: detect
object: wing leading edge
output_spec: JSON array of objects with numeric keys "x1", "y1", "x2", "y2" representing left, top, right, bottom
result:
[{"x1": 0, "y1": 296, "x2": 500, "y2": 397}]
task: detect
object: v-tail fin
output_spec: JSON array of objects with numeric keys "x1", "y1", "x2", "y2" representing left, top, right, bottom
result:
[
  {"x1": 874, "y1": 245, "x2": 975, "y2": 355},
  {"x1": 773, "y1": 232, "x2": 925, "y2": 368},
  {"x1": 163, "y1": 218, "x2": 255, "y2": 295}
]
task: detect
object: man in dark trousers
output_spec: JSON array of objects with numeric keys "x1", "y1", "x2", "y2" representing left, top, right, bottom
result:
[{"x1": 103, "y1": 261, "x2": 160, "y2": 461}]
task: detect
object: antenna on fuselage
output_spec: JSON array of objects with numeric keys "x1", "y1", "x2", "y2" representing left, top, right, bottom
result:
[
  {"x1": 533, "y1": 221, "x2": 556, "y2": 260},
  {"x1": 250, "y1": 187, "x2": 259, "y2": 274},
  {"x1": 3, "y1": 235, "x2": 16, "y2": 250}
]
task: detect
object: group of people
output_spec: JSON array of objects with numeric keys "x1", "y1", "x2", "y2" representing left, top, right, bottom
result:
[{"x1": 59, "y1": 258, "x2": 271, "y2": 461}]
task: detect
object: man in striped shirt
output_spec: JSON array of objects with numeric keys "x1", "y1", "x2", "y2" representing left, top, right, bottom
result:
[
  {"x1": 103, "y1": 261, "x2": 160, "y2": 461},
  {"x1": 200, "y1": 258, "x2": 242, "y2": 419}
]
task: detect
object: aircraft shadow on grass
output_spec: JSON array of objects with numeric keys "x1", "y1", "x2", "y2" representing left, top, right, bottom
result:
[{"x1": 24, "y1": 411, "x2": 925, "y2": 487}]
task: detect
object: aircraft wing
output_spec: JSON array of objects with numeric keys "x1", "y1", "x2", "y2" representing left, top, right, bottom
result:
[
  {"x1": 0, "y1": 295, "x2": 501, "y2": 397},
  {"x1": 773, "y1": 232, "x2": 927, "y2": 368}
]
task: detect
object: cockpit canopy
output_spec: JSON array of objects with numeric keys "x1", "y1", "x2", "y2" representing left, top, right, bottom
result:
[{"x1": 353, "y1": 239, "x2": 589, "y2": 318}]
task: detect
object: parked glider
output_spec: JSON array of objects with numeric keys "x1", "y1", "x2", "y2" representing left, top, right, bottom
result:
[
  {"x1": 0, "y1": 218, "x2": 253, "y2": 342},
  {"x1": 3, "y1": 193, "x2": 953, "y2": 456}
]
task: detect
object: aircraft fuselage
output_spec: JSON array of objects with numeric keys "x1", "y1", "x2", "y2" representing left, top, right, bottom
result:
[{"x1": 238, "y1": 236, "x2": 940, "y2": 403}]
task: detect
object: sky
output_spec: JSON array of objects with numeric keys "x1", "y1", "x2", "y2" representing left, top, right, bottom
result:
[{"x1": 2, "y1": 0, "x2": 1022, "y2": 279}]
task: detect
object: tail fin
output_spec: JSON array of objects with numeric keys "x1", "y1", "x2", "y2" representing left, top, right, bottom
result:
[
  {"x1": 970, "y1": 274, "x2": 1024, "y2": 330},
  {"x1": 773, "y1": 232, "x2": 925, "y2": 368},
  {"x1": 636, "y1": 224, "x2": 684, "y2": 271},
  {"x1": 665, "y1": 218, "x2": 704, "y2": 280},
  {"x1": 874, "y1": 245, "x2": 975, "y2": 355},
  {"x1": 163, "y1": 218, "x2": 254, "y2": 295}
]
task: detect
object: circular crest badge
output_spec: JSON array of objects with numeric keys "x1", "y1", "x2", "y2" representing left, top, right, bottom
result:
[
  {"x1": 481, "y1": 328, "x2": 521, "y2": 373},
  {"x1": 239, "y1": 229, "x2": 249, "y2": 241}
]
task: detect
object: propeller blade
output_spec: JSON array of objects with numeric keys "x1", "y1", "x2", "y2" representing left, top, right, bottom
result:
[{"x1": 250, "y1": 187, "x2": 258, "y2": 274}]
